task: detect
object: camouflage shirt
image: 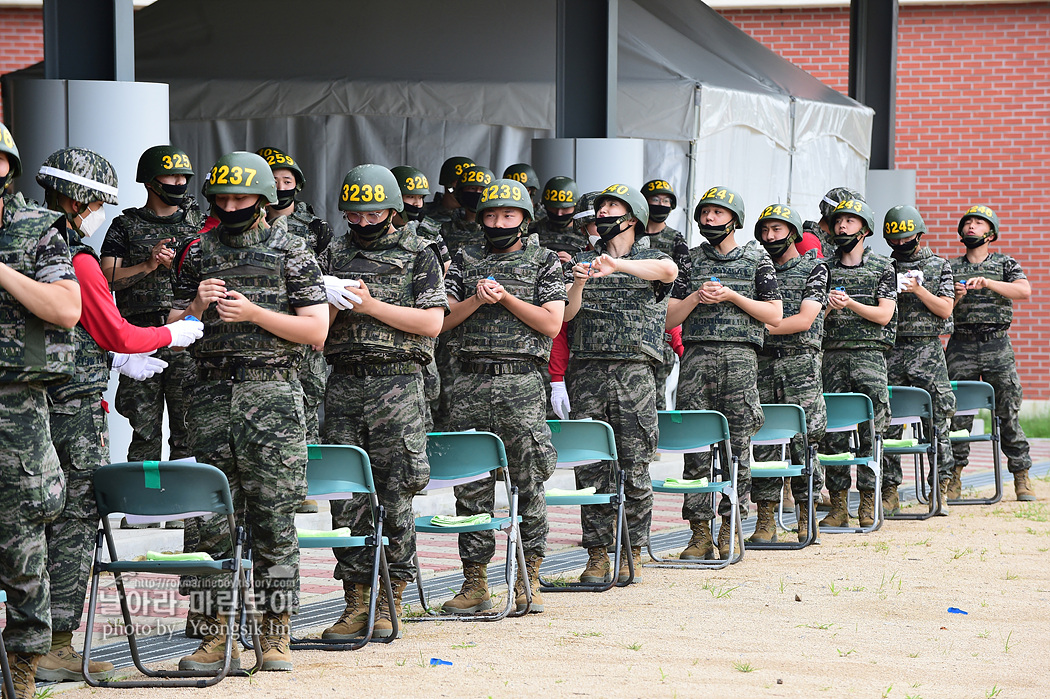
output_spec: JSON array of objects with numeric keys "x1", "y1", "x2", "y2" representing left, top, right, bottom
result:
[
  {"x1": 670, "y1": 240, "x2": 781, "y2": 302},
  {"x1": 445, "y1": 241, "x2": 566, "y2": 307},
  {"x1": 283, "y1": 200, "x2": 333, "y2": 258}
]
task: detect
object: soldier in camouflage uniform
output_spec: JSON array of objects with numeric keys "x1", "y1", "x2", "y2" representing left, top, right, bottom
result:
[
  {"x1": 667, "y1": 186, "x2": 782, "y2": 558},
  {"x1": 439, "y1": 178, "x2": 563, "y2": 615},
  {"x1": 256, "y1": 147, "x2": 333, "y2": 515},
  {"x1": 100, "y1": 146, "x2": 203, "y2": 527},
  {"x1": 174, "y1": 151, "x2": 328, "y2": 673},
  {"x1": 34, "y1": 148, "x2": 204, "y2": 684},
  {"x1": 881, "y1": 205, "x2": 956, "y2": 515},
  {"x1": 642, "y1": 179, "x2": 684, "y2": 406},
  {"x1": 566, "y1": 184, "x2": 678, "y2": 584},
  {"x1": 802, "y1": 187, "x2": 865, "y2": 259},
  {"x1": 531, "y1": 176, "x2": 585, "y2": 263},
  {"x1": 424, "y1": 155, "x2": 474, "y2": 224},
  {"x1": 752, "y1": 203, "x2": 829, "y2": 543},
  {"x1": 947, "y1": 204, "x2": 1035, "y2": 501},
  {"x1": 317, "y1": 165, "x2": 446, "y2": 640},
  {"x1": 502, "y1": 163, "x2": 544, "y2": 222},
  {"x1": 0, "y1": 124, "x2": 81, "y2": 699},
  {"x1": 819, "y1": 199, "x2": 897, "y2": 529}
]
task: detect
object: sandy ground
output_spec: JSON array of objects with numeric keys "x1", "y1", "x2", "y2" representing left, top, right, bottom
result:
[{"x1": 55, "y1": 476, "x2": 1050, "y2": 699}]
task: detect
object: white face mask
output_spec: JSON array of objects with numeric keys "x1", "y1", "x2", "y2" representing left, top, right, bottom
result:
[
  {"x1": 588, "y1": 234, "x2": 600, "y2": 249},
  {"x1": 77, "y1": 206, "x2": 106, "y2": 238}
]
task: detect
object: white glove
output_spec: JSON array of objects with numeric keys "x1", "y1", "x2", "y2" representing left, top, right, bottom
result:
[
  {"x1": 165, "y1": 318, "x2": 204, "y2": 348},
  {"x1": 323, "y1": 275, "x2": 363, "y2": 311},
  {"x1": 550, "y1": 381, "x2": 571, "y2": 420},
  {"x1": 112, "y1": 351, "x2": 168, "y2": 381}
]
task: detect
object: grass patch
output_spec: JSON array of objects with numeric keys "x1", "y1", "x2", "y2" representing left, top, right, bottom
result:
[
  {"x1": 1020, "y1": 405, "x2": 1050, "y2": 438},
  {"x1": 732, "y1": 661, "x2": 756, "y2": 673},
  {"x1": 1014, "y1": 503, "x2": 1048, "y2": 522}
]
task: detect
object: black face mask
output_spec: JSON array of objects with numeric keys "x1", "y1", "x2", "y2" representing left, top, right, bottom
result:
[
  {"x1": 348, "y1": 213, "x2": 391, "y2": 245},
  {"x1": 402, "y1": 202, "x2": 424, "y2": 221},
  {"x1": 214, "y1": 203, "x2": 261, "y2": 234},
  {"x1": 698, "y1": 224, "x2": 731, "y2": 247},
  {"x1": 546, "y1": 209, "x2": 574, "y2": 226},
  {"x1": 274, "y1": 187, "x2": 296, "y2": 210},
  {"x1": 833, "y1": 233, "x2": 862, "y2": 254},
  {"x1": 154, "y1": 181, "x2": 188, "y2": 207},
  {"x1": 961, "y1": 234, "x2": 988, "y2": 249},
  {"x1": 595, "y1": 215, "x2": 630, "y2": 244},
  {"x1": 890, "y1": 238, "x2": 920, "y2": 256},
  {"x1": 760, "y1": 237, "x2": 793, "y2": 259},
  {"x1": 457, "y1": 190, "x2": 482, "y2": 212},
  {"x1": 483, "y1": 224, "x2": 522, "y2": 251},
  {"x1": 648, "y1": 204, "x2": 671, "y2": 223}
]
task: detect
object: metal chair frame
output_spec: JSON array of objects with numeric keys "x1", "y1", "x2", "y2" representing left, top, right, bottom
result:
[
  {"x1": 748, "y1": 404, "x2": 817, "y2": 549},
  {"x1": 946, "y1": 380, "x2": 1003, "y2": 506},
  {"x1": 820, "y1": 393, "x2": 884, "y2": 534},
  {"x1": 884, "y1": 386, "x2": 941, "y2": 520}
]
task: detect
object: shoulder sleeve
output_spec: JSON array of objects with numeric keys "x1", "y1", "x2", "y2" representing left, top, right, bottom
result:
[
  {"x1": 936, "y1": 258, "x2": 955, "y2": 298},
  {"x1": 876, "y1": 264, "x2": 898, "y2": 301},
  {"x1": 537, "y1": 251, "x2": 568, "y2": 305},
  {"x1": 412, "y1": 246, "x2": 449, "y2": 311},
  {"x1": 803, "y1": 261, "x2": 830, "y2": 307},
  {"x1": 1002, "y1": 255, "x2": 1026, "y2": 282},
  {"x1": 670, "y1": 237, "x2": 691, "y2": 300},
  {"x1": 284, "y1": 238, "x2": 326, "y2": 308},
  {"x1": 445, "y1": 252, "x2": 465, "y2": 302},
  {"x1": 34, "y1": 219, "x2": 77, "y2": 284},
  {"x1": 754, "y1": 255, "x2": 781, "y2": 301},
  {"x1": 173, "y1": 237, "x2": 201, "y2": 303},
  {"x1": 99, "y1": 215, "x2": 130, "y2": 259}
]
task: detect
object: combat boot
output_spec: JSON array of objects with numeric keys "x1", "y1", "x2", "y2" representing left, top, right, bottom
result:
[
  {"x1": 820, "y1": 489, "x2": 851, "y2": 528},
  {"x1": 617, "y1": 546, "x2": 643, "y2": 583},
  {"x1": 441, "y1": 562, "x2": 492, "y2": 614},
  {"x1": 36, "y1": 630, "x2": 114, "y2": 681},
  {"x1": 747, "y1": 501, "x2": 778, "y2": 544},
  {"x1": 322, "y1": 583, "x2": 370, "y2": 640},
  {"x1": 680, "y1": 520, "x2": 715, "y2": 560},
  {"x1": 579, "y1": 546, "x2": 612, "y2": 583},
  {"x1": 178, "y1": 617, "x2": 239, "y2": 671},
  {"x1": 936, "y1": 479, "x2": 950, "y2": 517},
  {"x1": 782, "y1": 479, "x2": 795, "y2": 511},
  {"x1": 259, "y1": 611, "x2": 292, "y2": 672},
  {"x1": 514, "y1": 556, "x2": 544, "y2": 613},
  {"x1": 716, "y1": 515, "x2": 738, "y2": 559},
  {"x1": 858, "y1": 489, "x2": 877, "y2": 527},
  {"x1": 1014, "y1": 470, "x2": 1037, "y2": 502},
  {"x1": 6, "y1": 653, "x2": 41, "y2": 699},
  {"x1": 946, "y1": 465, "x2": 964, "y2": 500},
  {"x1": 816, "y1": 490, "x2": 833, "y2": 511},
  {"x1": 374, "y1": 580, "x2": 407, "y2": 638},
  {"x1": 796, "y1": 501, "x2": 819, "y2": 544},
  {"x1": 881, "y1": 484, "x2": 901, "y2": 516}
]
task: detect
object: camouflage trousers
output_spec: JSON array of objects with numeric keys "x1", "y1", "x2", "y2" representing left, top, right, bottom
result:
[
  {"x1": 300, "y1": 348, "x2": 327, "y2": 445},
  {"x1": 116, "y1": 347, "x2": 194, "y2": 461},
  {"x1": 47, "y1": 396, "x2": 109, "y2": 633},
  {"x1": 885, "y1": 338, "x2": 956, "y2": 487},
  {"x1": 821, "y1": 348, "x2": 890, "y2": 492},
  {"x1": 0, "y1": 384, "x2": 65, "y2": 654},
  {"x1": 182, "y1": 379, "x2": 307, "y2": 614},
  {"x1": 449, "y1": 367, "x2": 556, "y2": 562},
  {"x1": 946, "y1": 333, "x2": 1032, "y2": 474},
  {"x1": 567, "y1": 359, "x2": 656, "y2": 548},
  {"x1": 422, "y1": 357, "x2": 440, "y2": 433},
  {"x1": 754, "y1": 350, "x2": 827, "y2": 502},
  {"x1": 677, "y1": 343, "x2": 763, "y2": 520},
  {"x1": 325, "y1": 370, "x2": 429, "y2": 583},
  {"x1": 431, "y1": 334, "x2": 459, "y2": 432}
]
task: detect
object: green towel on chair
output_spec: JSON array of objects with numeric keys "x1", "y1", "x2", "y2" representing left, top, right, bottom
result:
[
  {"x1": 663, "y1": 477, "x2": 709, "y2": 488},
  {"x1": 883, "y1": 438, "x2": 918, "y2": 448},
  {"x1": 146, "y1": 551, "x2": 211, "y2": 562},
  {"x1": 430, "y1": 513, "x2": 492, "y2": 527},
  {"x1": 752, "y1": 460, "x2": 789, "y2": 469},
  {"x1": 297, "y1": 527, "x2": 353, "y2": 538},
  {"x1": 949, "y1": 429, "x2": 971, "y2": 439},
  {"x1": 547, "y1": 487, "x2": 597, "y2": 497},
  {"x1": 818, "y1": 452, "x2": 855, "y2": 462}
]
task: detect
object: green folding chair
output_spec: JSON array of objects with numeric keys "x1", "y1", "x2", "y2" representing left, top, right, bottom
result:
[
  {"x1": 820, "y1": 393, "x2": 883, "y2": 533},
  {"x1": 409, "y1": 431, "x2": 529, "y2": 621},
  {"x1": 0, "y1": 590, "x2": 14, "y2": 699},
  {"x1": 540, "y1": 419, "x2": 633, "y2": 592},
  {"x1": 291, "y1": 444, "x2": 397, "y2": 650},
  {"x1": 83, "y1": 461, "x2": 262, "y2": 688},
  {"x1": 884, "y1": 386, "x2": 941, "y2": 520},
  {"x1": 948, "y1": 380, "x2": 1003, "y2": 505},
  {"x1": 649, "y1": 410, "x2": 744, "y2": 569},
  {"x1": 749, "y1": 404, "x2": 816, "y2": 549}
]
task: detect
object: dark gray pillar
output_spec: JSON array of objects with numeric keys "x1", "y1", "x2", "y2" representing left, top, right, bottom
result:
[
  {"x1": 44, "y1": 0, "x2": 135, "y2": 81},
  {"x1": 848, "y1": 0, "x2": 897, "y2": 169},
  {"x1": 556, "y1": 0, "x2": 617, "y2": 138}
]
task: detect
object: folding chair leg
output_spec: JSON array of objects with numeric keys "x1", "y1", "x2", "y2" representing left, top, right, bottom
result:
[
  {"x1": 950, "y1": 419, "x2": 1004, "y2": 506},
  {"x1": 887, "y1": 440, "x2": 939, "y2": 521},
  {"x1": 0, "y1": 631, "x2": 13, "y2": 699}
]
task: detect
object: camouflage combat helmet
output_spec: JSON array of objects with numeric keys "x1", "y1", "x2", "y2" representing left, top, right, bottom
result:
[
  {"x1": 755, "y1": 203, "x2": 803, "y2": 242},
  {"x1": 339, "y1": 164, "x2": 403, "y2": 213},
  {"x1": 883, "y1": 205, "x2": 927, "y2": 240},
  {"x1": 828, "y1": 198, "x2": 876, "y2": 234},
  {"x1": 456, "y1": 164, "x2": 494, "y2": 190},
  {"x1": 256, "y1": 147, "x2": 305, "y2": 189},
  {"x1": 958, "y1": 204, "x2": 999, "y2": 238},
  {"x1": 439, "y1": 156, "x2": 476, "y2": 188},
  {"x1": 642, "y1": 179, "x2": 677, "y2": 209},
  {"x1": 391, "y1": 165, "x2": 431, "y2": 198},
  {"x1": 502, "y1": 163, "x2": 539, "y2": 191},
  {"x1": 37, "y1": 147, "x2": 119, "y2": 205},
  {"x1": 820, "y1": 186, "x2": 864, "y2": 220},
  {"x1": 136, "y1": 145, "x2": 194, "y2": 183},
  {"x1": 594, "y1": 183, "x2": 649, "y2": 228},
  {"x1": 694, "y1": 185, "x2": 745, "y2": 229},
  {"x1": 476, "y1": 178, "x2": 534, "y2": 221},
  {"x1": 541, "y1": 176, "x2": 579, "y2": 209},
  {"x1": 0, "y1": 122, "x2": 23, "y2": 185},
  {"x1": 573, "y1": 191, "x2": 600, "y2": 231},
  {"x1": 205, "y1": 151, "x2": 277, "y2": 204}
]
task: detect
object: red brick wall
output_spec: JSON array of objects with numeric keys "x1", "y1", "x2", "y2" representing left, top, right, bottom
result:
[
  {"x1": 722, "y1": 3, "x2": 1050, "y2": 400},
  {"x1": 0, "y1": 8, "x2": 44, "y2": 119}
]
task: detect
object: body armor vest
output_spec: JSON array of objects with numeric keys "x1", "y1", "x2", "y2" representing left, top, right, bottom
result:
[
  {"x1": 50, "y1": 238, "x2": 110, "y2": 401},
  {"x1": 765, "y1": 250, "x2": 825, "y2": 351},
  {"x1": 192, "y1": 218, "x2": 305, "y2": 368},
  {"x1": 571, "y1": 245, "x2": 669, "y2": 363},
  {"x1": 0, "y1": 193, "x2": 75, "y2": 385},
  {"x1": 823, "y1": 249, "x2": 897, "y2": 350},
  {"x1": 285, "y1": 201, "x2": 331, "y2": 257},
  {"x1": 681, "y1": 241, "x2": 766, "y2": 348},
  {"x1": 534, "y1": 217, "x2": 588, "y2": 254},
  {"x1": 111, "y1": 204, "x2": 203, "y2": 324},
  {"x1": 950, "y1": 252, "x2": 1014, "y2": 329},
  {"x1": 647, "y1": 225, "x2": 680, "y2": 256},
  {"x1": 454, "y1": 242, "x2": 554, "y2": 363},
  {"x1": 324, "y1": 228, "x2": 436, "y2": 365},
  {"x1": 440, "y1": 210, "x2": 481, "y2": 257},
  {"x1": 894, "y1": 247, "x2": 953, "y2": 338}
]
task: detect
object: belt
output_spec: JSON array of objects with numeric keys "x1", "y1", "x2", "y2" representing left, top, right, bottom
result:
[
  {"x1": 894, "y1": 335, "x2": 938, "y2": 344},
  {"x1": 757, "y1": 347, "x2": 816, "y2": 358},
  {"x1": 332, "y1": 361, "x2": 420, "y2": 377},
  {"x1": 461, "y1": 361, "x2": 536, "y2": 375},
  {"x1": 954, "y1": 329, "x2": 1009, "y2": 342},
  {"x1": 198, "y1": 366, "x2": 298, "y2": 382}
]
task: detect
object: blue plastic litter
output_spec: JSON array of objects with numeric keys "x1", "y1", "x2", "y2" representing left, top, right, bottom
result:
[
  {"x1": 947, "y1": 607, "x2": 968, "y2": 615},
  {"x1": 430, "y1": 658, "x2": 453, "y2": 666}
]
